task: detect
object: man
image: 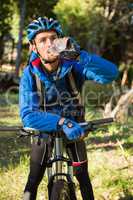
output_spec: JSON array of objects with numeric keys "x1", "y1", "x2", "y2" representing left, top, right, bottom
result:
[{"x1": 19, "y1": 17, "x2": 118, "y2": 200}]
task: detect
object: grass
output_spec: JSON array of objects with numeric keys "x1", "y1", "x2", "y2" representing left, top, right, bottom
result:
[
  {"x1": 0, "y1": 93, "x2": 133, "y2": 199},
  {"x1": 84, "y1": 120, "x2": 133, "y2": 200}
]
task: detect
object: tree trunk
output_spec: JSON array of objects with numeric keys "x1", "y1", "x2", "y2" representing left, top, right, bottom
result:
[
  {"x1": 15, "y1": 0, "x2": 26, "y2": 75},
  {"x1": 121, "y1": 69, "x2": 128, "y2": 87},
  {"x1": 103, "y1": 89, "x2": 133, "y2": 123},
  {"x1": 0, "y1": 36, "x2": 4, "y2": 66}
]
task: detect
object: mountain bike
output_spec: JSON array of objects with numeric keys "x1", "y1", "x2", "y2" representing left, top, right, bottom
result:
[{"x1": 19, "y1": 117, "x2": 113, "y2": 200}]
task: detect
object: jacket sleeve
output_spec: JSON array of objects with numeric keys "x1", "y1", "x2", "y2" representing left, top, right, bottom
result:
[
  {"x1": 73, "y1": 50, "x2": 119, "y2": 84},
  {"x1": 19, "y1": 68, "x2": 61, "y2": 132}
]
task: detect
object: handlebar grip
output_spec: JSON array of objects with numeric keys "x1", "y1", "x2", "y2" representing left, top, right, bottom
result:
[
  {"x1": 88, "y1": 117, "x2": 114, "y2": 126},
  {"x1": 79, "y1": 118, "x2": 113, "y2": 126},
  {"x1": 79, "y1": 117, "x2": 114, "y2": 133}
]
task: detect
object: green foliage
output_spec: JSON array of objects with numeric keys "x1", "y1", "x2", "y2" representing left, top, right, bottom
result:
[
  {"x1": 1, "y1": 0, "x2": 133, "y2": 72},
  {"x1": 25, "y1": 0, "x2": 58, "y2": 23},
  {"x1": 0, "y1": 0, "x2": 15, "y2": 60},
  {"x1": 0, "y1": 0, "x2": 14, "y2": 37},
  {"x1": 54, "y1": 0, "x2": 133, "y2": 64},
  {"x1": 54, "y1": 0, "x2": 91, "y2": 47},
  {"x1": 10, "y1": 3, "x2": 19, "y2": 43}
]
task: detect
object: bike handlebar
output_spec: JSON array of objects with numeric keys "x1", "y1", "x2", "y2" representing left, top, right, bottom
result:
[
  {"x1": 19, "y1": 117, "x2": 114, "y2": 137},
  {"x1": 79, "y1": 117, "x2": 113, "y2": 133},
  {"x1": 0, "y1": 118, "x2": 114, "y2": 138}
]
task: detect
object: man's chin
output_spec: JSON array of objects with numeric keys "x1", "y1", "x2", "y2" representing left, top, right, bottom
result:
[
  {"x1": 43, "y1": 57, "x2": 59, "y2": 73},
  {"x1": 44, "y1": 63, "x2": 59, "y2": 73},
  {"x1": 45, "y1": 57, "x2": 59, "y2": 64}
]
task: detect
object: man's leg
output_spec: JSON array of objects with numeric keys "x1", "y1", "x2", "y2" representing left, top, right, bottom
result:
[
  {"x1": 75, "y1": 161, "x2": 94, "y2": 200},
  {"x1": 23, "y1": 137, "x2": 48, "y2": 200},
  {"x1": 67, "y1": 140, "x2": 94, "y2": 200}
]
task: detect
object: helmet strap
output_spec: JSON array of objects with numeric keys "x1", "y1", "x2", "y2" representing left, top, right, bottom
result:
[{"x1": 33, "y1": 40, "x2": 46, "y2": 65}]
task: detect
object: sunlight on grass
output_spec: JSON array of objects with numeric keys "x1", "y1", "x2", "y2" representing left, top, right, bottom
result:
[
  {"x1": 0, "y1": 105, "x2": 21, "y2": 126},
  {"x1": 0, "y1": 155, "x2": 48, "y2": 200}
]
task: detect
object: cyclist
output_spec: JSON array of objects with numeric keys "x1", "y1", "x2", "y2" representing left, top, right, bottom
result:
[{"x1": 19, "y1": 17, "x2": 119, "y2": 200}]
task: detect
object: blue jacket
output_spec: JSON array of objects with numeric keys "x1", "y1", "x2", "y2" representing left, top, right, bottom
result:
[{"x1": 19, "y1": 50, "x2": 119, "y2": 132}]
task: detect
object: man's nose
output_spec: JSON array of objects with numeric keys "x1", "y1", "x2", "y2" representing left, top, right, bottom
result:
[{"x1": 46, "y1": 38, "x2": 52, "y2": 47}]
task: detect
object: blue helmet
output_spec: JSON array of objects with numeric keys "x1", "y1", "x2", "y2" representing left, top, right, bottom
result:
[{"x1": 27, "y1": 17, "x2": 63, "y2": 41}]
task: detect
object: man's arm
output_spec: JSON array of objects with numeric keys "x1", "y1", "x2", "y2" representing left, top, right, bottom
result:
[
  {"x1": 19, "y1": 68, "x2": 84, "y2": 140},
  {"x1": 19, "y1": 68, "x2": 61, "y2": 132},
  {"x1": 73, "y1": 50, "x2": 119, "y2": 84}
]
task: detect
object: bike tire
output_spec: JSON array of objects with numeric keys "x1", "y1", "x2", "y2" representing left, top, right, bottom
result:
[{"x1": 50, "y1": 179, "x2": 71, "y2": 200}]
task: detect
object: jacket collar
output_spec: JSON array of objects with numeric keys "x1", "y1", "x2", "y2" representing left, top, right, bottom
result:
[{"x1": 29, "y1": 51, "x2": 76, "y2": 83}]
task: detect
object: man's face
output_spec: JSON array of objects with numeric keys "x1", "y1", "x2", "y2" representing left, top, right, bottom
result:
[{"x1": 32, "y1": 30, "x2": 59, "y2": 72}]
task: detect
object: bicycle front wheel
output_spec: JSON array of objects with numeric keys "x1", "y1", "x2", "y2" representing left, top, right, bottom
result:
[{"x1": 50, "y1": 179, "x2": 71, "y2": 200}]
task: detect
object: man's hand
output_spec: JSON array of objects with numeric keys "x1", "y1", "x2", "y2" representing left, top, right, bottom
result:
[{"x1": 58, "y1": 118, "x2": 84, "y2": 140}]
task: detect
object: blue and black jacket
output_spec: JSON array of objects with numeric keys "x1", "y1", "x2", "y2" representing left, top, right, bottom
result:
[{"x1": 19, "y1": 50, "x2": 119, "y2": 132}]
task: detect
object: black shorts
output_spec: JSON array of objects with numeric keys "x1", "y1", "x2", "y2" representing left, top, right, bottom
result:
[
  {"x1": 30, "y1": 136, "x2": 88, "y2": 166},
  {"x1": 25, "y1": 136, "x2": 94, "y2": 200}
]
